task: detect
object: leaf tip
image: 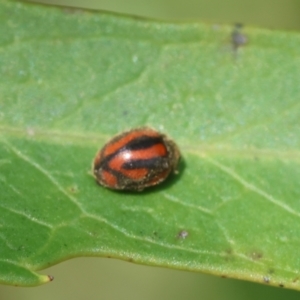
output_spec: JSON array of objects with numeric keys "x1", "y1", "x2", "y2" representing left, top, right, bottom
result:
[{"x1": 39, "y1": 274, "x2": 54, "y2": 284}]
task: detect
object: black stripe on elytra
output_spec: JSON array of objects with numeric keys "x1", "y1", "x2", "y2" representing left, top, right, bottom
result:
[
  {"x1": 95, "y1": 135, "x2": 168, "y2": 186},
  {"x1": 103, "y1": 156, "x2": 168, "y2": 187},
  {"x1": 96, "y1": 135, "x2": 165, "y2": 170},
  {"x1": 122, "y1": 156, "x2": 167, "y2": 169},
  {"x1": 124, "y1": 135, "x2": 164, "y2": 151}
]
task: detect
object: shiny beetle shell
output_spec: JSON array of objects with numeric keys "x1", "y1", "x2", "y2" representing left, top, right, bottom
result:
[{"x1": 93, "y1": 127, "x2": 180, "y2": 191}]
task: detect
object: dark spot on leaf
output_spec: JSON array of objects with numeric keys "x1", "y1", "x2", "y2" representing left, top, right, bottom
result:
[
  {"x1": 227, "y1": 248, "x2": 233, "y2": 254},
  {"x1": 48, "y1": 275, "x2": 54, "y2": 282},
  {"x1": 279, "y1": 283, "x2": 284, "y2": 288},
  {"x1": 128, "y1": 258, "x2": 134, "y2": 262},
  {"x1": 152, "y1": 231, "x2": 161, "y2": 239},
  {"x1": 231, "y1": 23, "x2": 247, "y2": 50},
  {"x1": 69, "y1": 186, "x2": 79, "y2": 194},
  {"x1": 221, "y1": 275, "x2": 227, "y2": 279},
  {"x1": 223, "y1": 249, "x2": 234, "y2": 262},
  {"x1": 293, "y1": 277, "x2": 299, "y2": 283},
  {"x1": 249, "y1": 250, "x2": 263, "y2": 260},
  {"x1": 177, "y1": 230, "x2": 189, "y2": 239},
  {"x1": 268, "y1": 269, "x2": 275, "y2": 274}
]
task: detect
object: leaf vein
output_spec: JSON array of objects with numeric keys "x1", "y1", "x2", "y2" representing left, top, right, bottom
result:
[
  {"x1": 1, "y1": 139, "x2": 86, "y2": 215},
  {"x1": 163, "y1": 192, "x2": 212, "y2": 214},
  {"x1": 0, "y1": 204, "x2": 53, "y2": 229},
  {"x1": 205, "y1": 157, "x2": 300, "y2": 217}
]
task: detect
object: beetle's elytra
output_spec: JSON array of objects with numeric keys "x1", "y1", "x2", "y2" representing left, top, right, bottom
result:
[{"x1": 93, "y1": 127, "x2": 180, "y2": 191}]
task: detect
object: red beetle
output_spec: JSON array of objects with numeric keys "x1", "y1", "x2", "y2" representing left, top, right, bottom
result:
[{"x1": 93, "y1": 127, "x2": 180, "y2": 191}]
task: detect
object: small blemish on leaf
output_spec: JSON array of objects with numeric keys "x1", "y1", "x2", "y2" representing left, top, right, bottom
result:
[
  {"x1": 293, "y1": 277, "x2": 299, "y2": 283},
  {"x1": 225, "y1": 248, "x2": 233, "y2": 254},
  {"x1": 223, "y1": 248, "x2": 235, "y2": 262},
  {"x1": 249, "y1": 250, "x2": 263, "y2": 260},
  {"x1": 231, "y1": 23, "x2": 248, "y2": 51},
  {"x1": 68, "y1": 185, "x2": 79, "y2": 194},
  {"x1": 153, "y1": 231, "x2": 161, "y2": 239},
  {"x1": 263, "y1": 276, "x2": 270, "y2": 284},
  {"x1": 279, "y1": 283, "x2": 285, "y2": 288},
  {"x1": 177, "y1": 230, "x2": 189, "y2": 239},
  {"x1": 48, "y1": 275, "x2": 54, "y2": 282}
]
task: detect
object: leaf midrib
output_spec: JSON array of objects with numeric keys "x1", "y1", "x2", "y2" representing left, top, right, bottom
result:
[{"x1": 1, "y1": 125, "x2": 299, "y2": 160}]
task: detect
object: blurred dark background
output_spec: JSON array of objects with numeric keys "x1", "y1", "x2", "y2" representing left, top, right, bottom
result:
[{"x1": 35, "y1": 0, "x2": 300, "y2": 30}]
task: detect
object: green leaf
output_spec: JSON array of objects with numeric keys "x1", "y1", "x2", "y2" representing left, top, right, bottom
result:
[{"x1": 1, "y1": 0, "x2": 300, "y2": 289}]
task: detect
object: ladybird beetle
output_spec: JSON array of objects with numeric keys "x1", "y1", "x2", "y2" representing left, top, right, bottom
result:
[{"x1": 93, "y1": 127, "x2": 180, "y2": 191}]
